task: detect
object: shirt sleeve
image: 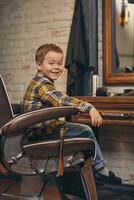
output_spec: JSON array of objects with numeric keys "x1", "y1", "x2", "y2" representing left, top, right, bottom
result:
[{"x1": 38, "y1": 81, "x2": 94, "y2": 113}]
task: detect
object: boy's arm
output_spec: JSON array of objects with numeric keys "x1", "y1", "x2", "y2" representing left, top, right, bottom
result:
[
  {"x1": 39, "y1": 81, "x2": 93, "y2": 112},
  {"x1": 39, "y1": 83, "x2": 102, "y2": 127},
  {"x1": 58, "y1": 94, "x2": 102, "y2": 127}
]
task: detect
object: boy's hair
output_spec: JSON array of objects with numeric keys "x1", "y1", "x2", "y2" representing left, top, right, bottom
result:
[{"x1": 35, "y1": 43, "x2": 63, "y2": 64}]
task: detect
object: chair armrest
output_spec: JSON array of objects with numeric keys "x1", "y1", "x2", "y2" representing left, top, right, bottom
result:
[{"x1": 2, "y1": 106, "x2": 78, "y2": 136}]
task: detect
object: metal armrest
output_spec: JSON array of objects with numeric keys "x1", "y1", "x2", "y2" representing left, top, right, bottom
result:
[{"x1": 2, "y1": 106, "x2": 78, "y2": 136}]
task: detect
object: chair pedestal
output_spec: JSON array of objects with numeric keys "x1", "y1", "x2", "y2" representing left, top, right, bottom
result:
[
  {"x1": 1, "y1": 160, "x2": 97, "y2": 200},
  {"x1": 20, "y1": 175, "x2": 45, "y2": 199},
  {"x1": 2, "y1": 175, "x2": 46, "y2": 200}
]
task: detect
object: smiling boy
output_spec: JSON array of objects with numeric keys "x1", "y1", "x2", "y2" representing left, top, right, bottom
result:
[{"x1": 22, "y1": 43, "x2": 122, "y2": 184}]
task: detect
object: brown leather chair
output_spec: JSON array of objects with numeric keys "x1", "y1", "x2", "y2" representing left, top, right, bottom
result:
[{"x1": 0, "y1": 74, "x2": 97, "y2": 200}]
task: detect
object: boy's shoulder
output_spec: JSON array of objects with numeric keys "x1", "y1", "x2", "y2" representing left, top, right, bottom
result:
[{"x1": 34, "y1": 73, "x2": 53, "y2": 85}]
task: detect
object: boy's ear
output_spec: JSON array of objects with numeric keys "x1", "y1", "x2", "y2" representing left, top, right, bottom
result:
[{"x1": 36, "y1": 62, "x2": 42, "y2": 71}]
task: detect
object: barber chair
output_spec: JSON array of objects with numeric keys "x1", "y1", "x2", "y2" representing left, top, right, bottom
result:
[{"x1": 0, "y1": 74, "x2": 97, "y2": 200}]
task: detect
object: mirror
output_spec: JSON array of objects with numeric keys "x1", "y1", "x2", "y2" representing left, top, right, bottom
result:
[{"x1": 103, "y1": 0, "x2": 134, "y2": 85}]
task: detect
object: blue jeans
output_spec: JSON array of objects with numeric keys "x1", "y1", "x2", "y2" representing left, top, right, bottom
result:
[{"x1": 49, "y1": 121, "x2": 106, "y2": 171}]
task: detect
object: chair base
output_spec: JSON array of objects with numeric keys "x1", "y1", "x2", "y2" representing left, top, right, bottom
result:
[
  {"x1": 1, "y1": 160, "x2": 97, "y2": 200},
  {"x1": 2, "y1": 175, "x2": 46, "y2": 199}
]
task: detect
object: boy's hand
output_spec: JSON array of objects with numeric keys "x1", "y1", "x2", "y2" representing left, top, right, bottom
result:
[{"x1": 89, "y1": 107, "x2": 102, "y2": 127}]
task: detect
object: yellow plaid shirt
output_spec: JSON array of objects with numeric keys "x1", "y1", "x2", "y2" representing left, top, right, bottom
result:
[{"x1": 22, "y1": 72, "x2": 93, "y2": 135}]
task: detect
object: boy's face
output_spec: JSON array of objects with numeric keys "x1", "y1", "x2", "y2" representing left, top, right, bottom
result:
[{"x1": 37, "y1": 51, "x2": 64, "y2": 81}]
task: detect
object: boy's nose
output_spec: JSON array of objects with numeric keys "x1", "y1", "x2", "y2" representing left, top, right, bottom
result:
[{"x1": 54, "y1": 64, "x2": 60, "y2": 68}]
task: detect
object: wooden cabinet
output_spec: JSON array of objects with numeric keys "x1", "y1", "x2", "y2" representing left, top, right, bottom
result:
[{"x1": 71, "y1": 96, "x2": 134, "y2": 125}]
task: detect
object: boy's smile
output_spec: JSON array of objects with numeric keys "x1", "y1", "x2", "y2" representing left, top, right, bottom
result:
[{"x1": 37, "y1": 51, "x2": 64, "y2": 81}]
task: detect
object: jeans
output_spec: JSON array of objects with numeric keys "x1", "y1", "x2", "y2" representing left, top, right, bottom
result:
[{"x1": 48, "y1": 121, "x2": 107, "y2": 171}]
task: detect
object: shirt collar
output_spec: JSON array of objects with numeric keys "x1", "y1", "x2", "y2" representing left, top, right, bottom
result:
[{"x1": 36, "y1": 72, "x2": 54, "y2": 83}]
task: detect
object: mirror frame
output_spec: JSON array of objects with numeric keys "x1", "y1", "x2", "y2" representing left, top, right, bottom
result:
[{"x1": 103, "y1": 0, "x2": 134, "y2": 85}]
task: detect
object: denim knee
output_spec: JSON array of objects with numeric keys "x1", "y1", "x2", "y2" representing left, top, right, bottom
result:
[{"x1": 64, "y1": 122, "x2": 95, "y2": 139}]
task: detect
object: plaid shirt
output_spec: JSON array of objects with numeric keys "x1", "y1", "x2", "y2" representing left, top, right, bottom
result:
[{"x1": 22, "y1": 72, "x2": 93, "y2": 134}]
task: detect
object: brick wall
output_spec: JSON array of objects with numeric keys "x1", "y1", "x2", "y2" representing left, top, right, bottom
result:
[
  {"x1": 0, "y1": 0, "x2": 111, "y2": 102},
  {"x1": 0, "y1": 0, "x2": 75, "y2": 103},
  {"x1": 0, "y1": 0, "x2": 132, "y2": 101}
]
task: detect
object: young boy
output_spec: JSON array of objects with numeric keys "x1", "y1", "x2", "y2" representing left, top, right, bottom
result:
[{"x1": 22, "y1": 43, "x2": 122, "y2": 184}]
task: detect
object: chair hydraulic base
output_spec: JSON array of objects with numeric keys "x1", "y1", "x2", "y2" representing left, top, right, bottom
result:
[{"x1": 2, "y1": 175, "x2": 46, "y2": 200}]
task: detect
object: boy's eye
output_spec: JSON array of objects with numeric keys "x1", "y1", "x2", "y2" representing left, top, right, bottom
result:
[
  {"x1": 58, "y1": 62, "x2": 63, "y2": 65},
  {"x1": 48, "y1": 61, "x2": 63, "y2": 65},
  {"x1": 49, "y1": 62, "x2": 54, "y2": 65}
]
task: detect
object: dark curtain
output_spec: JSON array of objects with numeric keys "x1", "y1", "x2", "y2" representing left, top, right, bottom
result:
[
  {"x1": 65, "y1": 0, "x2": 98, "y2": 96},
  {"x1": 111, "y1": 0, "x2": 120, "y2": 72},
  {"x1": 128, "y1": 0, "x2": 134, "y2": 3}
]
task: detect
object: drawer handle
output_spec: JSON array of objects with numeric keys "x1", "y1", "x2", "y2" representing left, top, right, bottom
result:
[{"x1": 101, "y1": 113, "x2": 130, "y2": 118}]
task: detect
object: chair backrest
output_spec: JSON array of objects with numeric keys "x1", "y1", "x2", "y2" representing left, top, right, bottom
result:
[{"x1": 0, "y1": 75, "x2": 13, "y2": 129}]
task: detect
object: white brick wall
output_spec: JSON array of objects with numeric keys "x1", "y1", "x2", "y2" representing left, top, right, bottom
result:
[
  {"x1": 0, "y1": 0, "x2": 104, "y2": 104},
  {"x1": 0, "y1": 0, "x2": 75, "y2": 103},
  {"x1": 0, "y1": 0, "x2": 132, "y2": 101}
]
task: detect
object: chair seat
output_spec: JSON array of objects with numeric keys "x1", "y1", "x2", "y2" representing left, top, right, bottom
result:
[{"x1": 23, "y1": 137, "x2": 96, "y2": 159}]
